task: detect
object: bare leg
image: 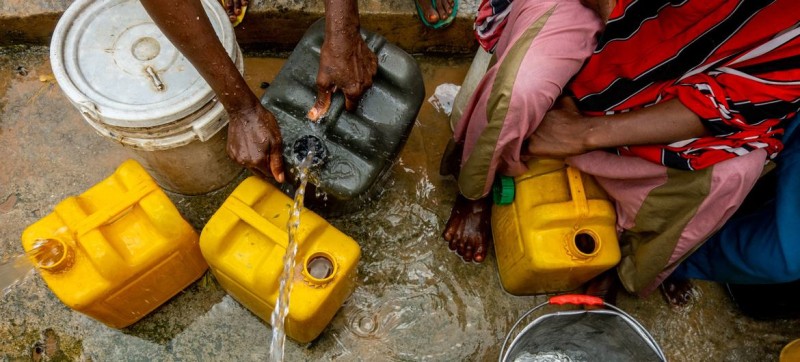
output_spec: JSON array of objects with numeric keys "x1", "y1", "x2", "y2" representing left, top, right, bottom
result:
[
  {"x1": 440, "y1": 140, "x2": 491, "y2": 263},
  {"x1": 660, "y1": 274, "x2": 698, "y2": 308},
  {"x1": 415, "y1": 0, "x2": 454, "y2": 24},
  {"x1": 442, "y1": 195, "x2": 492, "y2": 263}
]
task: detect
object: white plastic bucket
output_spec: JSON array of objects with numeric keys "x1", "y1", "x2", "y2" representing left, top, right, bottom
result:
[{"x1": 50, "y1": 0, "x2": 243, "y2": 195}]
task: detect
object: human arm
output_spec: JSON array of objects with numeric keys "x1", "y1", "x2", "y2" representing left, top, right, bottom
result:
[
  {"x1": 545, "y1": 22, "x2": 800, "y2": 166},
  {"x1": 139, "y1": 0, "x2": 284, "y2": 182},
  {"x1": 307, "y1": 0, "x2": 378, "y2": 121},
  {"x1": 527, "y1": 97, "x2": 708, "y2": 158}
]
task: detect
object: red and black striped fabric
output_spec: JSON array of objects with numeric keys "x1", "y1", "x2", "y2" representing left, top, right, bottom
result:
[
  {"x1": 475, "y1": 0, "x2": 514, "y2": 52},
  {"x1": 569, "y1": 0, "x2": 800, "y2": 170}
]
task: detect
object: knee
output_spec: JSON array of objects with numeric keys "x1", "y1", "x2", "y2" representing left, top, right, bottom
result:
[
  {"x1": 512, "y1": 73, "x2": 562, "y2": 106},
  {"x1": 710, "y1": 150, "x2": 766, "y2": 198},
  {"x1": 486, "y1": 74, "x2": 560, "y2": 124}
]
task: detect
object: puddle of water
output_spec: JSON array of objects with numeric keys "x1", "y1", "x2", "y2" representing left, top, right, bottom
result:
[
  {"x1": 3, "y1": 50, "x2": 799, "y2": 361},
  {"x1": 269, "y1": 149, "x2": 316, "y2": 362}
]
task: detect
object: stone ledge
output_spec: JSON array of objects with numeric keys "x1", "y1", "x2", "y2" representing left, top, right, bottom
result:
[{"x1": 0, "y1": 0, "x2": 479, "y2": 54}]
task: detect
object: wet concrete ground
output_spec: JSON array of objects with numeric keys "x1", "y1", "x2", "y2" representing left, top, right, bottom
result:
[{"x1": 1, "y1": 45, "x2": 798, "y2": 361}]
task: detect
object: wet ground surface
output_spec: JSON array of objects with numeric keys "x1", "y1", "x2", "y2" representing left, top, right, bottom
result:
[{"x1": 1, "y1": 45, "x2": 798, "y2": 361}]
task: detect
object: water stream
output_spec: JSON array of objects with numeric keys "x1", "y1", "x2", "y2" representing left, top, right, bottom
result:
[
  {"x1": 1, "y1": 238, "x2": 66, "y2": 296},
  {"x1": 0, "y1": 254, "x2": 33, "y2": 296},
  {"x1": 269, "y1": 150, "x2": 316, "y2": 362}
]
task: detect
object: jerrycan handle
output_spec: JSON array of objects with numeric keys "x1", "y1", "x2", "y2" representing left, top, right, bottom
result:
[
  {"x1": 50, "y1": 181, "x2": 157, "y2": 278},
  {"x1": 224, "y1": 197, "x2": 289, "y2": 249},
  {"x1": 566, "y1": 166, "x2": 589, "y2": 217},
  {"x1": 73, "y1": 182, "x2": 158, "y2": 237}
]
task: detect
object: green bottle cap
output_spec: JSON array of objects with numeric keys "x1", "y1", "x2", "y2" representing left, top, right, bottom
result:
[{"x1": 492, "y1": 175, "x2": 515, "y2": 205}]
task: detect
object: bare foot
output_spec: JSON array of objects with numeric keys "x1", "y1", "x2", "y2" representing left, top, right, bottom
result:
[
  {"x1": 660, "y1": 275, "x2": 698, "y2": 308},
  {"x1": 222, "y1": 0, "x2": 247, "y2": 23},
  {"x1": 416, "y1": 0, "x2": 455, "y2": 24},
  {"x1": 442, "y1": 194, "x2": 491, "y2": 262}
]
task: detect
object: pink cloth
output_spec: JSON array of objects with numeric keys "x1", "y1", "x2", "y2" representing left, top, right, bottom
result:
[
  {"x1": 568, "y1": 150, "x2": 766, "y2": 295},
  {"x1": 454, "y1": 0, "x2": 602, "y2": 199}
]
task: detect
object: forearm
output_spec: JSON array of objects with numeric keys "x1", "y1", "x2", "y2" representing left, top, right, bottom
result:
[
  {"x1": 323, "y1": 0, "x2": 361, "y2": 41},
  {"x1": 583, "y1": 99, "x2": 708, "y2": 150},
  {"x1": 140, "y1": 0, "x2": 257, "y2": 112}
]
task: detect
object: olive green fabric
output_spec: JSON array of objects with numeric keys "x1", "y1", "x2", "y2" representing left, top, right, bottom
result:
[
  {"x1": 458, "y1": 6, "x2": 556, "y2": 200},
  {"x1": 617, "y1": 167, "x2": 714, "y2": 294}
]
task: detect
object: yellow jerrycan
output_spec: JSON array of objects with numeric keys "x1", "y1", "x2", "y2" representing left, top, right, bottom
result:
[
  {"x1": 491, "y1": 158, "x2": 620, "y2": 295},
  {"x1": 200, "y1": 176, "x2": 361, "y2": 343},
  {"x1": 20, "y1": 160, "x2": 207, "y2": 328}
]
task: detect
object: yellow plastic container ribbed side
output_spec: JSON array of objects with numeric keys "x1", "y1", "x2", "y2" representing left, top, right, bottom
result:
[
  {"x1": 200, "y1": 176, "x2": 361, "y2": 343},
  {"x1": 492, "y1": 158, "x2": 620, "y2": 295},
  {"x1": 20, "y1": 160, "x2": 207, "y2": 328}
]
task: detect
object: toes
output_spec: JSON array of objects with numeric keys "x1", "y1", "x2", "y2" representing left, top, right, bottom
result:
[
  {"x1": 224, "y1": 1, "x2": 236, "y2": 22},
  {"x1": 437, "y1": 0, "x2": 452, "y2": 18},
  {"x1": 461, "y1": 247, "x2": 473, "y2": 262},
  {"x1": 473, "y1": 243, "x2": 486, "y2": 263},
  {"x1": 448, "y1": 238, "x2": 458, "y2": 251},
  {"x1": 442, "y1": 220, "x2": 457, "y2": 241},
  {"x1": 442, "y1": 210, "x2": 462, "y2": 242},
  {"x1": 427, "y1": 10, "x2": 439, "y2": 23},
  {"x1": 443, "y1": 230, "x2": 453, "y2": 242},
  {"x1": 418, "y1": 0, "x2": 440, "y2": 23},
  {"x1": 660, "y1": 278, "x2": 696, "y2": 308},
  {"x1": 463, "y1": 243, "x2": 473, "y2": 261}
]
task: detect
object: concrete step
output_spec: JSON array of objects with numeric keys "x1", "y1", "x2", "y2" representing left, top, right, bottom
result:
[{"x1": 0, "y1": 0, "x2": 479, "y2": 54}]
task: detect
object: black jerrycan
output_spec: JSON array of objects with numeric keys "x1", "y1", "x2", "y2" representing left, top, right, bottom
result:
[{"x1": 261, "y1": 18, "x2": 425, "y2": 215}]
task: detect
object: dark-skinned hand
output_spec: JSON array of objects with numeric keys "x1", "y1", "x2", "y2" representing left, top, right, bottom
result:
[
  {"x1": 527, "y1": 96, "x2": 593, "y2": 159},
  {"x1": 226, "y1": 105, "x2": 285, "y2": 183},
  {"x1": 307, "y1": 30, "x2": 378, "y2": 121}
]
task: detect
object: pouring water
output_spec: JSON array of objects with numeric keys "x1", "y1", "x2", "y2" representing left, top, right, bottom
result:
[
  {"x1": 1, "y1": 238, "x2": 68, "y2": 296},
  {"x1": 269, "y1": 138, "x2": 322, "y2": 361}
]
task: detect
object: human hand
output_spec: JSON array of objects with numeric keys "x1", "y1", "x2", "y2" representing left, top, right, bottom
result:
[
  {"x1": 226, "y1": 105, "x2": 285, "y2": 183},
  {"x1": 526, "y1": 97, "x2": 594, "y2": 158},
  {"x1": 307, "y1": 30, "x2": 378, "y2": 121}
]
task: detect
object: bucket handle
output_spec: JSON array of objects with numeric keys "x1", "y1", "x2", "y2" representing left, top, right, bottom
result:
[
  {"x1": 549, "y1": 294, "x2": 603, "y2": 306},
  {"x1": 566, "y1": 166, "x2": 589, "y2": 217},
  {"x1": 77, "y1": 100, "x2": 101, "y2": 124},
  {"x1": 498, "y1": 294, "x2": 667, "y2": 362}
]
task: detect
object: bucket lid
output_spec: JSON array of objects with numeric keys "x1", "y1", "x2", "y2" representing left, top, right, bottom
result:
[{"x1": 50, "y1": 0, "x2": 238, "y2": 129}]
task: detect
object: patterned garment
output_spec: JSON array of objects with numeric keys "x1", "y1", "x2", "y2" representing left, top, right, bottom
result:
[
  {"x1": 569, "y1": 0, "x2": 800, "y2": 171},
  {"x1": 474, "y1": 0, "x2": 514, "y2": 52},
  {"x1": 455, "y1": 0, "x2": 603, "y2": 199}
]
